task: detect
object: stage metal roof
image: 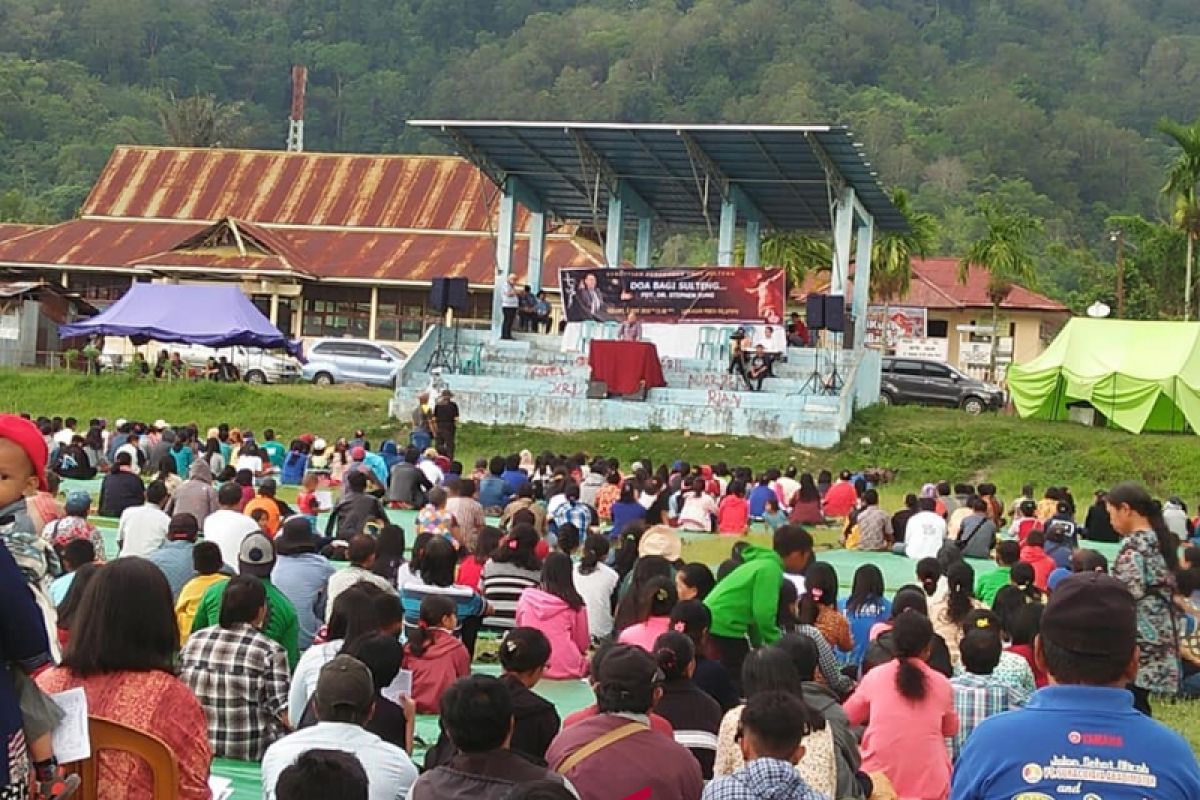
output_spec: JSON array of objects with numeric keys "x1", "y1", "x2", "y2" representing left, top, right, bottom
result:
[{"x1": 408, "y1": 121, "x2": 907, "y2": 233}]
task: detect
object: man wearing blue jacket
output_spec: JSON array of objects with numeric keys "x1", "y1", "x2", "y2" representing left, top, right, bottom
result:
[{"x1": 952, "y1": 572, "x2": 1200, "y2": 799}]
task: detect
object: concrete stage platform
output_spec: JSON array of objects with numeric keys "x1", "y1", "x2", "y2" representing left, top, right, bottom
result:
[{"x1": 391, "y1": 326, "x2": 880, "y2": 448}]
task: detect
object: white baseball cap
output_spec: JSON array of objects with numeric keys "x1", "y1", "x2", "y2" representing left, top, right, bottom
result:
[{"x1": 154, "y1": 419, "x2": 169, "y2": 430}]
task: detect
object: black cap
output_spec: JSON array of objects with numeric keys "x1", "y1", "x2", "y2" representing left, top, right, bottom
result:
[
  {"x1": 315, "y1": 655, "x2": 374, "y2": 717},
  {"x1": 167, "y1": 513, "x2": 199, "y2": 540},
  {"x1": 275, "y1": 516, "x2": 320, "y2": 555},
  {"x1": 1040, "y1": 572, "x2": 1136, "y2": 657},
  {"x1": 596, "y1": 644, "x2": 662, "y2": 695}
]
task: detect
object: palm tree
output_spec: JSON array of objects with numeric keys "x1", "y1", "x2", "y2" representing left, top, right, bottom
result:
[
  {"x1": 159, "y1": 92, "x2": 245, "y2": 148},
  {"x1": 759, "y1": 232, "x2": 832, "y2": 290},
  {"x1": 871, "y1": 188, "x2": 938, "y2": 350},
  {"x1": 958, "y1": 201, "x2": 1042, "y2": 380},
  {"x1": 1157, "y1": 117, "x2": 1200, "y2": 320}
]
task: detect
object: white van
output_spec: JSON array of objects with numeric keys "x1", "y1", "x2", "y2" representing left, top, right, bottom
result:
[{"x1": 102, "y1": 342, "x2": 301, "y2": 383}]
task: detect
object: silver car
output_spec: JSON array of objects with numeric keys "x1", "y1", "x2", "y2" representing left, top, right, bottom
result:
[{"x1": 301, "y1": 338, "x2": 406, "y2": 387}]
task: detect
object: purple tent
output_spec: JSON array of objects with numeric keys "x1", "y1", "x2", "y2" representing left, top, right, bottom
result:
[{"x1": 60, "y1": 284, "x2": 302, "y2": 357}]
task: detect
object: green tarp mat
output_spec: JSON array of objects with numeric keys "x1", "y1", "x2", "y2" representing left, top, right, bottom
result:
[
  {"x1": 1007, "y1": 318, "x2": 1200, "y2": 434},
  {"x1": 210, "y1": 663, "x2": 596, "y2": 798}
]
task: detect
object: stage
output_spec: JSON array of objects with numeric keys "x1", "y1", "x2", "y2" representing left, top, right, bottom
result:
[{"x1": 391, "y1": 325, "x2": 881, "y2": 448}]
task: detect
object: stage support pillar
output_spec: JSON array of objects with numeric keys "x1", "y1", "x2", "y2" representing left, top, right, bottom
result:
[
  {"x1": 491, "y1": 184, "x2": 518, "y2": 341},
  {"x1": 853, "y1": 213, "x2": 874, "y2": 349},
  {"x1": 528, "y1": 211, "x2": 546, "y2": 294},
  {"x1": 831, "y1": 187, "x2": 855, "y2": 297},
  {"x1": 635, "y1": 218, "x2": 652, "y2": 267},
  {"x1": 744, "y1": 219, "x2": 761, "y2": 267},
  {"x1": 718, "y1": 198, "x2": 737, "y2": 266},
  {"x1": 606, "y1": 189, "x2": 625, "y2": 267}
]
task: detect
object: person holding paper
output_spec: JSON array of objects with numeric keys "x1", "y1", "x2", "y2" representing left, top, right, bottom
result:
[{"x1": 37, "y1": 557, "x2": 214, "y2": 800}]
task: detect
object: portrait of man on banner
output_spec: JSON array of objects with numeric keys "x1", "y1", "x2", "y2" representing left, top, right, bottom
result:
[{"x1": 563, "y1": 271, "x2": 617, "y2": 322}]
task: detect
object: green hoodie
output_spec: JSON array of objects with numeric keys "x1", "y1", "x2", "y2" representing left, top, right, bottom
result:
[{"x1": 704, "y1": 544, "x2": 784, "y2": 646}]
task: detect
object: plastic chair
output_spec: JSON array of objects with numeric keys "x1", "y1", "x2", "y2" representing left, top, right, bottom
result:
[
  {"x1": 69, "y1": 716, "x2": 180, "y2": 800},
  {"x1": 578, "y1": 320, "x2": 597, "y2": 352},
  {"x1": 462, "y1": 343, "x2": 483, "y2": 375},
  {"x1": 602, "y1": 321, "x2": 620, "y2": 341},
  {"x1": 696, "y1": 326, "x2": 721, "y2": 360}
]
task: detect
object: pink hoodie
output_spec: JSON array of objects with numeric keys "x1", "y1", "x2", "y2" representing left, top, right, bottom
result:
[{"x1": 515, "y1": 587, "x2": 590, "y2": 679}]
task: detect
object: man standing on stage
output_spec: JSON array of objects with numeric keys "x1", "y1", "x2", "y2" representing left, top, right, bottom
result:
[
  {"x1": 501, "y1": 274, "x2": 520, "y2": 340},
  {"x1": 617, "y1": 310, "x2": 643, "y2": 341}
]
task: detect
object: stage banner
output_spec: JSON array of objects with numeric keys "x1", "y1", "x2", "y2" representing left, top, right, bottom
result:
[
  {"x1": 559, "y1": 267, "x2": 786, "y2": 324},
  {"x1": 865, "y1": 305, "x2": 927, "y2": 348}
]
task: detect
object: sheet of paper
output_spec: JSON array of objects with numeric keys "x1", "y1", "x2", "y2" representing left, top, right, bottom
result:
[
  {"x1": 49, "y1": 687, "x2": 90, "y2": 764},
  {"x1": 208, "y1": 776, "x2": 234, "y2": 800},
  {"x1": 314, "y1": 490, "x2": 333, "y2": 510},
  {"x1": 381, "y1": 668, "x2": 413, "y2": 705}
]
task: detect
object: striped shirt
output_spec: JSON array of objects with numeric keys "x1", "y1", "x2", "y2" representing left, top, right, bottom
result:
[
  {"x1": 481, "y1": 561, "x2": 541, "y2": 630},
  {"x1": 400, "y1": 580, "x2": 485, "y2": 640},
  {"x1": 655, "y1": 680, "x2": 723, "y2": 779}
]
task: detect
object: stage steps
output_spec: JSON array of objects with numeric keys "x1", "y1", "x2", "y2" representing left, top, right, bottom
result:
[{"x1": 392, "y1": 327, "x2": 879, "y2": 448}]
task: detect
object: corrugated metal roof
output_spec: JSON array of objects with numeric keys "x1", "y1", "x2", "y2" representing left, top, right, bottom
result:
[
  {"x1": 0, "y1": 217, "x2": 602, "y2": 287},
  {"x1": 909, "y1": 259, "x2": 1068, "y2": 312},
  {"x1": 0, "y1": 280, "x2": 98, "y2": 313},
  {"x1": 82, "y1": 147, "x2": 530, "y2": 231},
  {"x1": 409, "y1": 121, "x2": 907, "y2": 233},
  {"x1": 0, "y1": 224, "x2": 45, "y2": 244},
  {"x1": 793, "y1": 257, "x2": 1068, "y2": 313},
  {"x1": 0, "y1": 219, "x2": 206, "y2": 271},
  {"x1": 280, "y1": 230, "x2": 602, "y2": 286}
]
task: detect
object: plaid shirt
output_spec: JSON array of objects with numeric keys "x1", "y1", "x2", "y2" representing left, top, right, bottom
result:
[
  {"x1": 179, "y1": 622, "x2": 289, "y2": 761},
  {"x1": 948, "y1": 671, "x2": 1024, "y2": 761},
  {"x1": 552, "y1": 500, "x2": 593, "y2": 534},
  {"x1": 702, "y1": 757, "x2": 829, "y2": 800}
]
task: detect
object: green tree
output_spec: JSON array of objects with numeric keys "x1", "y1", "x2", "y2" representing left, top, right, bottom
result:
[
  {"x1": 958, "y1": 201, "x2": 1042, "y2": 379},
  {"x1": 1157, "y1": 117, "x2": 1200, "y2": 320},
  {"x1": 871, "y1": 187, "x2": 938, "y2": 349},
  {"x1": 158, "y1": 92, "x2": 244, "y2": 147},
  {"x1": 759, "y1": 233, "x2": 832, "y2": 290}
]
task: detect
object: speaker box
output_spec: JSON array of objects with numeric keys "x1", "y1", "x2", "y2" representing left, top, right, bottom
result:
[
  {"x1": 429, "y1": 277, "x2": 469, "y2": 312},
  {"x1": 805, "y1": 293, "x2": 826, "y2": 331},
  {"x1": 586, "y1": 380, "x2": 608, "y2": 399},
  {"x1": 824, "y1": 295, "x2": 846, "y2": 333}
]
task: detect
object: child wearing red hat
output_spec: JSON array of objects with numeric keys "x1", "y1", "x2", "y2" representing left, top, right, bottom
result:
[{"x1": 0, "y1": 414, "x2": 80, "y2": 799}]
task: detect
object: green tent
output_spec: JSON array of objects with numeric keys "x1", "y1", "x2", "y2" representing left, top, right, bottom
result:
[{"x1": 1007, "y1": 318, "x2": 1200, "y2": 434}]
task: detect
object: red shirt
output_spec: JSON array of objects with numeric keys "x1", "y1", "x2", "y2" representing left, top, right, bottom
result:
[
  {"x1": 562, "y1": 704, "x2": 674, "y2": 737},
  {"x1": 456, "y1": 558, "x2": 486, "y2": 591},
  {"x1": 716, "y1": 495, "x2": 750, "y2": 534},
  {"x1": 1009, "y1": 643, "x2": 1048, "y2": 687},
  {"x1": 1019, "y1": 545, "x2": 1056, "y2": 592},
  {"x1": 823, "y1": 480, "x2": 858, "y2": 518}
]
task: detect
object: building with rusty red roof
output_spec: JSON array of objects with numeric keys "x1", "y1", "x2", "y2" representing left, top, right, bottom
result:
[
  {"x1": 795, "y1": 257, "x2": 1069, "y2": 374},
  {"x1": 0, "y1": 146, "x2": 604, "y2": 344}
]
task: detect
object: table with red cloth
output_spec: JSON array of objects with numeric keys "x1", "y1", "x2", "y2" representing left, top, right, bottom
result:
[{"x1": 588, "y1": 340, "x2": 667, "y2": 395}]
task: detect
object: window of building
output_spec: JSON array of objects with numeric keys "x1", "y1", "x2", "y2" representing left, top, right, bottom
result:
[
  {"x1": 377, "y1": 289, "x2": 431, "y2": 342},
  {"x1": 302, "y1": 287, "x2": 370, "y2": 338},
  {"x1": 927, "y1": 319, "x2": 949, "y2": 338},
  {"x1": 69, "y1": 274, "x2": 141, "y2": 308}
]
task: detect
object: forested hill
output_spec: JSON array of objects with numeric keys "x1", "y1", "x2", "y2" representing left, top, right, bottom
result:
[{"x1": 2, "y1": 0, "x2": 1199, "y2": 313}]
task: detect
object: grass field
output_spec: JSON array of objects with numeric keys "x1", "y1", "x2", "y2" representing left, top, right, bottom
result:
[
  {"x1": 13, "y1": 368, "x2": 1200, "y2": 746},
  {"x1": 6, "y1": 368, "x2": 1200, "y2": 504}
]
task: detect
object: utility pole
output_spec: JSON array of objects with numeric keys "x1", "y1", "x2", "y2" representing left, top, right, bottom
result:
[{"x1": 1111, "y1": 229, "x2": 1126, "y2": 318}]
